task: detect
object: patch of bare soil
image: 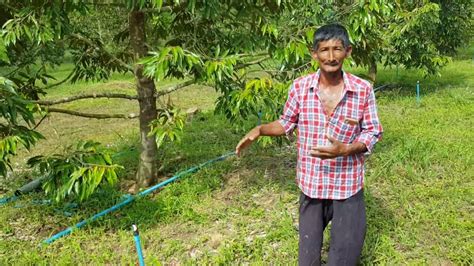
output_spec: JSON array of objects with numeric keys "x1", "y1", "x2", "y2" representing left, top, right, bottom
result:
[
  {"x1": 1, "y1": 216, "x2": 54, "y2": 242},
  {"x1": 214, "y1": 169, "x2": 251, "y2": 202}
]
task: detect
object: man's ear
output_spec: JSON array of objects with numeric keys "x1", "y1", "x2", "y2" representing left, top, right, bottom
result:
[
  {"x1": 311, "y1": 50, "x2": 318, "y2": 61},
  {"x1": 345, "y1": 45, "x2": 352, "y2": 58}
]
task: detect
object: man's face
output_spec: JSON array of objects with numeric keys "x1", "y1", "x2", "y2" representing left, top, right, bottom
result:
[{"x1": 311, "y1": 39, "x2": 352, "y2": 74}]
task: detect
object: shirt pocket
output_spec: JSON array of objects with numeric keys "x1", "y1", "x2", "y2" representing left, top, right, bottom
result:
[{"x1": 327, "y1": 117, "x2": 360, "y2": 144}]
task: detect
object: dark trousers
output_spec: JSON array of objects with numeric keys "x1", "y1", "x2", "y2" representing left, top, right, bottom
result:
[{"x1": 298, "y1": 189, "x2": 366, "y2": 266}]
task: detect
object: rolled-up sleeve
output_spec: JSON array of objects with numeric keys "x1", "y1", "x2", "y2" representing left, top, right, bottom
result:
[
  {"x1": 278, "y1": 83, "x2": 299, "y2": 135},
  {"x1": 355, "y1": 86, "x2": 383, "y2": 154}
]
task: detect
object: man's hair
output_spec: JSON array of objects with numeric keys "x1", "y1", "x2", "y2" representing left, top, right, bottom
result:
[{"x1": 312, "y1": 24, "x2": 350, "y2": 50}]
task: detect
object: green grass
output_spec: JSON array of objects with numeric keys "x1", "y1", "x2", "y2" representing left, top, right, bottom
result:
[{"x1": 1, "y1": 57, "x2": 473, "y2": 264}]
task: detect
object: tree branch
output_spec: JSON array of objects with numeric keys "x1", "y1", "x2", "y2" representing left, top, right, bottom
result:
[
  {"x1": 248, "y1": 61, "x2": 312, "y2": 74},
  {"x1": 34, "y1": 79, "x2": 198, "y2": 106},
  {"x1": 32, "y1": 113, "x2": 48, "y2": 130},
  {"x1": 235, "y1": 56, "x2": 271, "y2": 70},
  {"x1": 45, "y1": 70, "x2": 75, "y2": 89},
  {"x1": 43, "y1": 79, "x2": 198, "y2": 119},
  {"x1": 36, "y1": 93, "x2": 138, "y2": 106},
  {"x1": 155, "y1": 79, "x2": 196, "y2": 97},
  {"x1": 46, "y1": 107, "x2": 138, "y2": 119},
  {"x1": 69, "y1": 33, "x2": 134, "y2": 72}
]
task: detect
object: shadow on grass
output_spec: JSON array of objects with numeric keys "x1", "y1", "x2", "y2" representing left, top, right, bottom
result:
[{"x1": 30, "y1": 112, "x2": 242, "y2": 236}]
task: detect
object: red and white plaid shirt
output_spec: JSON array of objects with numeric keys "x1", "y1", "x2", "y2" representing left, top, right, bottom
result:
[{"x1": 279, "y1": 70, "x2": 382, "y2": 199}]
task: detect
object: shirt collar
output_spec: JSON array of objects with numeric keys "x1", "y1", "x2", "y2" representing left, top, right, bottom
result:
[{"x1": 309, "y1": 69, "x2": 357, "y2": 93}]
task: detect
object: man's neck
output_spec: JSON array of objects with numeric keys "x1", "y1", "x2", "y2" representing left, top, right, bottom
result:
[{"x1": 319, "y1": 69, "x2": 343, "y2": 88}]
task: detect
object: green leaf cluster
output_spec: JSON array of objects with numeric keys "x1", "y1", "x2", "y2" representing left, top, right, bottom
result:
[
  {"x1": 385, "y1": 2, "x2": 451, "y2": 76},
  {"x1": 142, "y1": 46, "x2": 201, "y2": 81},
  {"x1": 27, "y1": 140, "x2": 122, "y2": 203},
  {"x1": 149, "y1": 106, "x2": 186, "y2": 149},
  {"x1": 215, "y1": 78, "x2": 290, "y2": 128},
  {"x1": 0, "y1": 77, "x2": 43, "y2": 177},
  {"x1": 68, "y1": 35, "x2": 132, "y2": 83}
]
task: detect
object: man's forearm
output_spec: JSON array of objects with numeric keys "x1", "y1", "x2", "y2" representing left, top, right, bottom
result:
[
  {"x1": 258, "y1": 120, "x2": 286, "y2": 137},
  {"x1": 235, "y1": 120, "x2": 287, "y2": 156},
  {"x1": 343, "y1": 142, "x2": 368, "y2": 156}
]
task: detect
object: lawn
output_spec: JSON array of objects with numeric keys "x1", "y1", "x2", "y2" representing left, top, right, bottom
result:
[{"x1": 0, "y1": 54, "x2": 473, "y2": 264}]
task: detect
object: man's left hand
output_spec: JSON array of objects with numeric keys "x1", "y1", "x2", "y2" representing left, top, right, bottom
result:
[{"x1": 310, "y1": 135, "x2": 348, "y2": 159}]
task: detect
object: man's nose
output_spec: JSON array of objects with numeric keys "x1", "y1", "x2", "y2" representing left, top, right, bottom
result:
[{"x1": 328, "y1": 49, "x2": 334, "y2": 61}]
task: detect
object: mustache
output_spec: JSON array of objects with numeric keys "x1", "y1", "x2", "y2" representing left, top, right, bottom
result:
[{"x1": 324, "y1": 61, "x2": 340, "y2": 66}]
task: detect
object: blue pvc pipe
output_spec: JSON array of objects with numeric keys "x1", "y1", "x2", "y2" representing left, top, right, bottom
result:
[
  {"x1": 0, "y1": 195, "x2": 18, "y2": 206},
  {"x1": 138, "y1": 151, "x2": 234, "y2": 197},
  {"x1": 1, "y1": 177, "x2": 45, "y2": 206},
  {"x1": 42, "y1": 151, "x2": 235, "y2": 245},
  {"x1": 132, "y1": 224, "x2": 145, "y2": 266},
  {"x1": 43, "y1": 195, "x2": 135, "y2": 244},
  {"x1": 416, "y1": 81, "x2": 420, "y2": 104}
]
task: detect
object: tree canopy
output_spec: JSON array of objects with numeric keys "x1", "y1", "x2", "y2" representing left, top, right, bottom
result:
[{"x1": 0, "y1": 0, "x2": 471, "y2": 202}]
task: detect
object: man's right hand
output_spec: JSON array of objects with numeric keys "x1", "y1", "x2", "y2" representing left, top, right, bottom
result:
[{"x1": 235, "y1": 126, "x2": 261, "y2": 156}]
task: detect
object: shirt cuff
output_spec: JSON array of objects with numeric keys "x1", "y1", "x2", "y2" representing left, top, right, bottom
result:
[
  {"x1": 354, "y1": 132, "x2": 380, "y2": 154},
  {"x1": 278, "y1": 118, "x2": 296, "y2": 136}
]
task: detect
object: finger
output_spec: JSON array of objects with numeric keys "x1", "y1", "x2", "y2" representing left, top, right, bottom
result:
[
  {"x1": 310, "y1": 148, "x2": 336, "y2": 157},
  {"x1": 311, "y1": 154, "x2": 332, "y2": 160},
  {"x1": 236, "y1": 138, "x2": 251, "y2": 156},
  {"x1": 326, "y1": 134, "x2": 337, "y2": 143},
  {"x1": 235, "y1": 141, "x2": 245, "y2": 157},
  {"x1": 314, "y1": 154, "x2": 335, "y2": 160},
  {"x1": 309, "y1": 150, "x2": 333, "y2": 158},
  {"x1": 312, "y1": 146, "x2": 333, "y2": 153},
  {"x1": 248, "y1": 131, "x2": 260, "y2": 141}
]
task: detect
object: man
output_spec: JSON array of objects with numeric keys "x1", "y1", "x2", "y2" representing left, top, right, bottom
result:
[{"x1": 235, "y1": 24, "x2": 383, "y2": 265}]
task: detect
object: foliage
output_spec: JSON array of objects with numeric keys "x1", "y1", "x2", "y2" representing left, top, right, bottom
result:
[
  {"x1": 0, "y1": 77, "x2": 43, "y2": 177},
  {"x1": 384, "y1": 2, "x2": 451, "y2": 76},
  {"x1": 138, "y1": 0, "x2": 472, "y2": 126},
  {"x1": 69, "y1": 5, "x2": 129, "y2": 52},
  {"x1": 27, "y1": 141, "x2": 122, "y2": 203},
  {"x1": 416, "y1": 0, "x2": 473, "y2": 56},
  {"x1": 67, "y1": 33, "x2": 132, "y2": 83},
  {"x1": 141, "y1": 46, "x2": 202, "y2": 81},
  {"x1": 0, "y1": 1, "x2": 86, "y2": 99},
  {"x1": 342, "y1": 0, "x2": 394, "y2": 72},
  {"x1": 149, "y1": 106, "x2": 186, "y2": 148},
  {"x1": 1, "y1": 0, "x2": 472, "y2": 115},
  {"x1": 0, "y1": 0, "x2": 471, "y2": 187}
]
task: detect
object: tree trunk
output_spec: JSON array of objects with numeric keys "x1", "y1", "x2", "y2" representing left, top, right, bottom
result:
[
  {"x1": 368, "y1": 59, "x2": 377, "y2": 82},
  {"x1": 129, "y1": 11, "x2": 158, "y2": 187}
]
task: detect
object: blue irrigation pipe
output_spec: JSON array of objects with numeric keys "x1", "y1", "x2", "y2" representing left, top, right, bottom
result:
[
  {"x1": 42, "y1": 151, "x2": 236, "y2": 245},
  {"x1": 373, "y1": 84, "x2": 390, "y2": 93},
  {"x1": 1, "y1": 177, "x2": 45, "y2": 206},
  {"x1": 13, "y1": 199, "x2": 51, "y2": 208},
  {"x1": 0, "y1": 195, "x2": 18, "y2": 206},
  {"x1": 416, "y1": 80, "x2": 421, "y2": 104},
  {"x1": 132, "y1": 224, "x2": 145, "y2": 266}
]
